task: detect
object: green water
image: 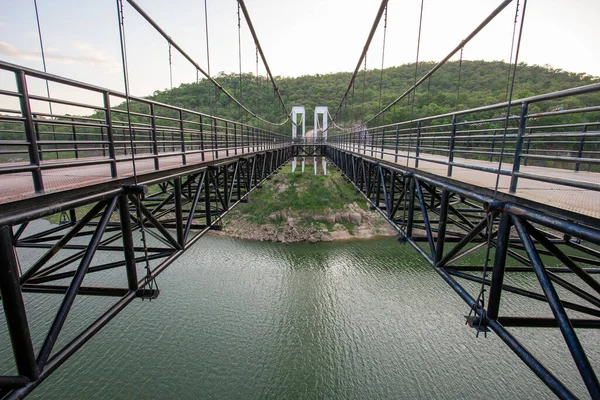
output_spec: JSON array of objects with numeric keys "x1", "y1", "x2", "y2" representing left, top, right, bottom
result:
[{"x1": 3, "y1": 234, "x2": 599, "y2": 399}]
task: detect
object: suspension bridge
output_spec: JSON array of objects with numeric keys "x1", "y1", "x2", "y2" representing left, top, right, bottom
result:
[{"x1": 0, "y1": 0, "x2": 599, "y2": 398}]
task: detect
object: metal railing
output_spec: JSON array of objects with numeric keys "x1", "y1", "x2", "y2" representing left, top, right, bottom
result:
[
  {"x1": 328, "y1": 83, "x2": 600, "y2": 194},
  {"x1": 0, "y1": 61, "x2": 292, "y2": 194}
]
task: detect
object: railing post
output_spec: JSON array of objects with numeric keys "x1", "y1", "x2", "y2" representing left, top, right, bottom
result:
[
  {"x1": 575, "y1": 124, "x2": 587, "y2": 172},
  {"x1": 415, "y1": 121, "x2": 422, "y2": 168},
  {"x1": 490, "y1": 129, "x2": 496, "y2": 162},
  {"x1": 212, "y1": 118, "x2": 218, "y2": 160},
  {"x1": 394, "y1": 125, "x2": 400, "y2": 163},
  {"x1": 199, "y1": 115, "x2": 205, "y2": 161},
  {"x1": 509, "y1": 102, "x2": 529, "y2": 193},
  {"x1": 150, "y1": 104, "x2": 159, "y2": 170},
  {"x1": 0, "y1": 226, "x2": 39, "y2": 381},
  {"x1": 447, "y1": 115, "x2": 457, "y2": 177},
  {"x1": 380, "y1": 127, "x2": 385, "y2": 159},
  {"x1": 234, "y1": 123, "x2": 238, "y2": 155},
  {"x1": 17, "y1": 71, "x2": 44, "y2": 193},
  {"x1": 225, "y1": 121, "x2": 229, "y2": 157},
  {"x1": 71, "y1": 117, "x2": 79, "y2": 159},
  {"x1": 103, "y1": 92, "x2": 118, "y2": 178},
  {"x1": 32, "y1": 113, "x2": 43, "y2": 161},
  {"x1": 179, "y1": 110, "x2": 186, "y2": 165},
  {"x1": 523, "y1": 129, "x2": 532, "y2": 166}
]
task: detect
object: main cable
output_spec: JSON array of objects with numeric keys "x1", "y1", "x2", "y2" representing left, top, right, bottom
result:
[{"x1": 125, "y1": 0, "x2": 288, "y2": 126}]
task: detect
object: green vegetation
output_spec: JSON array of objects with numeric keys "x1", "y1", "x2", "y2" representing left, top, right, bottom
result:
[
  {"x1": 234, "y1": 162, "x2": 365, "y2": 225},
  {"x1": 132, "y1": 60, "x2": 600, "y2": 127}
]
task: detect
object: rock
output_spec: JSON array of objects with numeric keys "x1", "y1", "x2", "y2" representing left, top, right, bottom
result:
[
  {"x1": 308, "y1": 236, "x2": 319, "y2": 243},
  {"x1": 325, "y1": 215, "x2": 336, "y2": 225},
  {"x1": 276, "y1": 234, "x2": 285, "y2": 242},
  {"x1": 334, "y1": 213, "x2": 343, "y2": 223},
  {"x1": 321, "y1": 235, "x2": 333, "y2": 242},
  {"x1": 341, "y1": 212, "x2": 351, "y2": 222},
  {"x1": 348, "y1": 212, "x2": 362, "y2": 225},
  {"x1": 268, "y1": 212, "x2": 280, "y2": 221}
]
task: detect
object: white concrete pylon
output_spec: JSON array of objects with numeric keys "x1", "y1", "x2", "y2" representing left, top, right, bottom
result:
[
  {"x1": 291, "y1": 106, "x2": 305, "y2": 139},
  {"x1": 314, "y1": 106, "x2": 328, "y2": 141}
]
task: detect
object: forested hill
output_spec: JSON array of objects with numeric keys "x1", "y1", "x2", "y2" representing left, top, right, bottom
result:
[{"x1": 147, "y1": 60, "x2": 599, "y2": 127}]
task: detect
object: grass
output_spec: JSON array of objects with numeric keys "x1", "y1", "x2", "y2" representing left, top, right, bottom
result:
[{"x1": 235, "y1": 161, "x2": 366, "y2": 224}]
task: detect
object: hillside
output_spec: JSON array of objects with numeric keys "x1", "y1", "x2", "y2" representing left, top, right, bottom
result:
[{"x1": 146, "y1": 60, "x2": 599, "y2": 128}]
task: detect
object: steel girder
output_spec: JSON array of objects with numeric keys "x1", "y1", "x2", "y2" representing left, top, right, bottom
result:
[
  {"x1": 326, "y1": 145, "x2": 600, "y2": 400},
  {"x1": 0, "y1": 147, "x2": 292, "y2": 398}
]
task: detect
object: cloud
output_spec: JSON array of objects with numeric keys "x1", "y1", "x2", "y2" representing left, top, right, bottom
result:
[{"x1": 0, "y1": 41, "x2": 118, "y2": 67}]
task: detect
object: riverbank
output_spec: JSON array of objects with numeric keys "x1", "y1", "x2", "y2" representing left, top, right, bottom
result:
[{"x1": 211, "y1": 160, "x2": 396, "y2": 243}]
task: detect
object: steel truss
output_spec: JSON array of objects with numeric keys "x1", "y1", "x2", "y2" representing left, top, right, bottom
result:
[
  {"x1": 0, "y1": 147, "x2": 292, "y2": 398},
  {"x1": 326, "y1": 146, "x2": 600, "y2": 400}
]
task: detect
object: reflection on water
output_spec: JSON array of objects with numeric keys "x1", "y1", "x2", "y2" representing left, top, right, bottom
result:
[{"x1": 1, "y1": 235, "x2": 597, "y2": 399}]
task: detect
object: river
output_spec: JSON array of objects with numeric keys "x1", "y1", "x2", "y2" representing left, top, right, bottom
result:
[{"x1": 3, "y1": 234, "x2": 598, "y2": 398}]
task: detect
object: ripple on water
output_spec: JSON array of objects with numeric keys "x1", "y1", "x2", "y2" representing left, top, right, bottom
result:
[{"x1": 0, "y1": 235, "x2": 592, "y2": 399}]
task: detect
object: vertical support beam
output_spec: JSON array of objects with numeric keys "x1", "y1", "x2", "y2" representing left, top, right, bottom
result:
[
  {"x1": 103, "y1": 92, "x2": 118, "y2": 178},
  {"x1": 512, "y1": 216, "x2": 600, "y2": 399},
  {"x1": 487, "y1": 212, "x2": 511, "y2": 320},
  {"x1": 204, "y1": 169, "x2": 212, "y2": 226},
  {"x1": 510, "y1": 102, "x2": 529, "y2": 193},
  {"x1": 434, "y1": 189, "x2": 450, "y2": 265},
  {"x1": 447, "y1": 115, "x2": 457, "y2": 177},
  {"x1": 0, "y1": 226, "x2": 39, "y2": 381},
  {"x1": 174, "y1": 178, "x2": 184, "y2": 246},
  {"x1": 16, "y1": 71, "x2": 43, "y2": 193},
  {"x1": 406, "y1": 178, "x2": 415, "y2": 238},
  {"x1": 118, "y1": 196, "x2": 138, "y2": 292}
]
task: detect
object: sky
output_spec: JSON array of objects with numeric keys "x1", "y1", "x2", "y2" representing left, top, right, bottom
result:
[{"x1": 1, "y1": 0, "x2": 599, "y2": 116}]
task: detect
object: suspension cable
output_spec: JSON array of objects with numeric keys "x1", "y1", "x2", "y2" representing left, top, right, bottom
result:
[
  {"x1": 470, "y1": 0, "x2": 527, "y2": 330},
  {"x1": 237, "y1": 0, "x2": 290, "y2": 119},
  {"x1": 116, "y1": 0, "x2": 158, "y2": 297},
  {"x1": 455, "y1": 47, "x2": 464, "y2": 110},
  {"x1": 124, "y1": 0, "x2": 288, "y2": 126},
  {"x1": 378, "y1": 4, "x2": 388, "y2": 118},
  {"x1": 237, "y1": 2, "x2": 243, "y2": 123},
  {"x1": 168, "y1": 42, "x2": 173, "y2": 90},
  {"x1": 33, "y1": 0, "x2": 52, "y2": 117},
  {"x1": 411, "y1": 0, "x2": 425, "y2": 121},
  {"x1": 365, "y1": 0, "x2": 514, "y2": 124},
  {"x1": 333, "y1": 0, "x2": 389, "y2": 120},
  {"x1": 203, "y1": 0, "x2": 213, "y2": 116}
]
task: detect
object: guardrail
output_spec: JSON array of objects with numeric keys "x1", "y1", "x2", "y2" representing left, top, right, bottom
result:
[
  {"x1": 0, "y1": 61, "x2": 291, "y2": 194},
  {"x1": 328, "y1": 83, "x2": 600, "y2": 193}
]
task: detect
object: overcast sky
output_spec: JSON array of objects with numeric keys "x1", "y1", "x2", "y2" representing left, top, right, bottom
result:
[{"x1": 1, "y1": 0, "x2": 599, "y2": 114}]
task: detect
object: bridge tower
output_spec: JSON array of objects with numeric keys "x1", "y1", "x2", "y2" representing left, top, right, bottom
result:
[
  {"x1": 314, "y1": 106, "x2": 328, "y2": 141},
  {"x1": 291, "y1": 106, "x2": 305, "y2": 139}
]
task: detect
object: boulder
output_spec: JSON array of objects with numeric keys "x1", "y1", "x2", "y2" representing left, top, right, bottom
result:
[
  {"x1": 348, "y1": 212, "x2": 362, "y2": 225},
  {"x1": 268, "y1": 212, "x2": 280, "y2": 221},
  {"x1": 325, "y1": 215, "x2": 336, "y2": 225}
]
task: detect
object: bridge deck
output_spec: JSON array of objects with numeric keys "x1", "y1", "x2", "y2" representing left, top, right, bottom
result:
[
  {"x1": 332, "y1": 145, "x2": 600, "y2": 221},
  {"x1": 0, "y1": 146, "x2": 276, "y2": 205}
]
